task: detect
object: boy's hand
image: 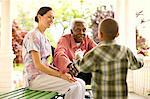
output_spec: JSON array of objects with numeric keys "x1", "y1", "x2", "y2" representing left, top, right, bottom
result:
[
  {"x1": 137, "y1": 53, "x2": 144, "y2": 58},
  {"x1": 75, "y1": 49, "x2": 85, "y2": 61},
  {"x1": 137, "y1": 53, "x2": 144, "y2": 66}
]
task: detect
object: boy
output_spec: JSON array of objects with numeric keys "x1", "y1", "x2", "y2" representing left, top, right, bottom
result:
[{"x1": 78, "y1": 18, "x2": 144, "y2": 99}]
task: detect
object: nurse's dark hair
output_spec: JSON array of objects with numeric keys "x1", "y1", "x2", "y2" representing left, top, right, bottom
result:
[{"x1": 35, "y1": 7, "x2": 52, "y2": 23}]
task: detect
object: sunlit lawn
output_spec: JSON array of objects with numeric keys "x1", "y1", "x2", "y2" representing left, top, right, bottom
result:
[
  {"x1": 14, "y1": 63, "x2": 24, "y2": 71},
  {"x1": 13, "y1": 63, "x2": 24, "y2": 89}
]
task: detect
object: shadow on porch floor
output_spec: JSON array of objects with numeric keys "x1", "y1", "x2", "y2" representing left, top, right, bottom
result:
[{"x1": 128, "y1": 92, "x2": 149, "y2": 99}]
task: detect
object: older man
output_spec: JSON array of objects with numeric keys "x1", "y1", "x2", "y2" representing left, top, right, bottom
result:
[{"x1": 53, "y1": 18, "x2": 97, "y2": 84}]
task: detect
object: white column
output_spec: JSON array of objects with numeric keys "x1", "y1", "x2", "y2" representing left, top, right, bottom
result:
[
  {"x1": 114, "y1": 0, "x2": 136, "y2": 50},
  {"x1": 114, "y1": 0, "x2": 137, "y2": 92},
  {"x1": 0, "y1": 0, "x2": 15, "y2": 92}
]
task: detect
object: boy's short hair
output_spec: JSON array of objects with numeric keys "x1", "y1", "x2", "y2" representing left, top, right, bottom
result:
[{"x1": 99, "y1": 18, "x2": 118, "y2": 39}]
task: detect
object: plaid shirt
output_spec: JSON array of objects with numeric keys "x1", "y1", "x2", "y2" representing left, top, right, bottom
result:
[{"x1": 79, "y1": 40, "x2": 143, "y2": 99}]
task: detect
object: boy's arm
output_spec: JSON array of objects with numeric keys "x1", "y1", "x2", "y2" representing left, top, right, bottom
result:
[
  {"x1": 127, "y1": 48, "x2": 144, "y2": 70},
  {"x1": 78, "y1": 49, "x2": 96, "y2": 73}
]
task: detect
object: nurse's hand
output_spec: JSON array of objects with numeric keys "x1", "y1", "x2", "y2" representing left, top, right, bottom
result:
[{"x1": 61, "y1": 73, "x2": 77, "y2": 83}]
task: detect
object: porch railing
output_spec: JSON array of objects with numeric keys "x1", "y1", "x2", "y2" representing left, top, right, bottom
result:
[{"x1": 133, "y1": 57, "x2": 150, "y2": 96}]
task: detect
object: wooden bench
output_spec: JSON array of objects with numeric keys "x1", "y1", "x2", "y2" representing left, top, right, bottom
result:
[{"x1": 0, "y1": 88, "x2": 60, "y2": 99}]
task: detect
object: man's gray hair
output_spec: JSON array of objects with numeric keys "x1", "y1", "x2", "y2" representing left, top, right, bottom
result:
[{"x1": 71, "y1": 18, "x2": 87, "y2": 29}]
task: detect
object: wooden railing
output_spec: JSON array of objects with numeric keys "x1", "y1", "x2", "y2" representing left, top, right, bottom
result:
[{"x1": 132, "y1": 57, "x2": 150, "y2": 96}]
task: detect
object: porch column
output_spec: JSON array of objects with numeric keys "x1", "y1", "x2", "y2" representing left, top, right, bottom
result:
[
  {"x1": 114, "y1": 0, "x2": 137, "y2": 92},
  {"x1": 0, "y1": 0, "x2": 15, "y2": 92}
]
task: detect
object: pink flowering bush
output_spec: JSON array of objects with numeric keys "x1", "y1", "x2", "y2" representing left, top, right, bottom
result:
[
  {"x1": 12, "y1": 20, "x2": 27, "y2": 66},
  {"x1": 90, "y1": 5, "x2": 114, "y2": 43},
  {"x1": 136, "y1": 11, "x2": 150, "y2": 56}
]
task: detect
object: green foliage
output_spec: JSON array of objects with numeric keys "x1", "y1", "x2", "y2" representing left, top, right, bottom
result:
[
  {"x1": 53, "y1": 1, "x2": 84, "y2": 34},
  {"x1": 14, "y1": 0, "x2": 104, "y2": 43},
  {"x1": 14, "y1": 0, "x2": 102, "y2": 32},
  {"x1": 14, "y1": 63, "x2": 24, "y2": 71},
  {"x1": 45, "y1": 29, "x2": 57, "y2": 48},
  {"x1": 17, "y1": 9, "x2": 34, "y2": 31}
]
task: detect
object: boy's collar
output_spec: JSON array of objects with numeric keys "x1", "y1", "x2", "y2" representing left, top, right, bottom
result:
[{"x1": 99, "y1": 40, "x2": 116, "y2": 46}]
